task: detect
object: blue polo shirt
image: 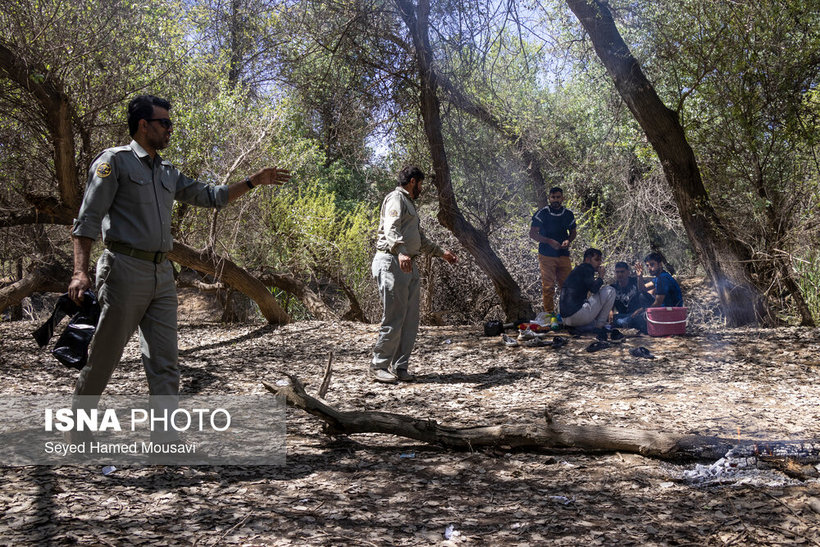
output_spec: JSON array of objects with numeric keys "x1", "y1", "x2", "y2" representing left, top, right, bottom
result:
[
  {"x1": 531, "y1": 206, "x2": 576, "y2": 257},
  {"x1": 653, "y1": 271, "x2": 683, "y2": 308}
]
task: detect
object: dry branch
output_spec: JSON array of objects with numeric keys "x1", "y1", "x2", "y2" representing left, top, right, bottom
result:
[
  {"x1": 169, "y1": 241, "x2": 290, "y2": 325},
  {"x1": 263, "y1": 376, "x2": 820, "y2": 465},
  {"x1": 318, "y1": 352, "x2": 333, "y2": 399},
  {"x1": 256, "y1": 271, "x2": 338, "y2": 321}
]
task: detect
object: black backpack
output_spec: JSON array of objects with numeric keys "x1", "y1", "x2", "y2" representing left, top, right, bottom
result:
[{"x1": 483, "y1": 320, "x2": 504, "y2": 336}]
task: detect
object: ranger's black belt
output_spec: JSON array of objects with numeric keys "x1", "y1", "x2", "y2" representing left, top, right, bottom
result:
[{"x1": 106, "y1": 241, "x2": 167, "y2": 264}]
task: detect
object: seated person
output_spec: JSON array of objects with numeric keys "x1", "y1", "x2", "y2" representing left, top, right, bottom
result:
[
  {"x1": 559, "y1": 248, "x2": 616, "y2": 333},
  {"x1": 631, "y1": 252, "x2": 684, "y2": 333},
  {"x1": 609, "y1": 261, "x2": 653, "y2": 329}
]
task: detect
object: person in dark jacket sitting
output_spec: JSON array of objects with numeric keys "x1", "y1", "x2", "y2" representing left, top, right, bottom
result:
[
  {"x1": 559, "y1": 248, "x2": 616, "y2": 332},
  {"x1": 609, "y1": 261, "x2": 653, "y2": 329}
]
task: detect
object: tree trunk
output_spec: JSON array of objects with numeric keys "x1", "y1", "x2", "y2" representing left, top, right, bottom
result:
[
  {"x1": 774, "y1": 256, "x2": 815, "y2": 326},
  {"x1": 565, "y1": 0, "x2": 767, "y2": 326},
  {"x1": 227, "y1": 0, "x2": 244, "y2": 89},
  {"x1": 0, "y1": 41, "x2": 82, "y2": 213},
  {"x1": 0, "y1": 238, "x2": 296, "y2": 325},
  {"x1": 751, "y1": 167, "x2": 815, "y2": 326},
  {"x1": 420, "y1": 253, "x2": 434, "y2": 322},
  {"x1": 0, "y1": 263, "x2": 70, "y2": 314},
  {"x1": 325, "y1": 273, "x2": 368, "y2": 323},
  {"x1": 395, "y1": 0, "x2": 533, "y2": 322},
  {"x1": 264, "y1": 375, "x2": 820, "y2": 468},
  {"x1": 306, "y1": 250, "x2": 369, "y2": 322},
  {"x1": 169, "y1": 241, "x2": 290, "y2": 325},
  {"x1": 10, "y1": 260, "x2": 24, "y2": 320},
  {"x1": 256, "y1": 272, "x2": 338, "y2": 321}
]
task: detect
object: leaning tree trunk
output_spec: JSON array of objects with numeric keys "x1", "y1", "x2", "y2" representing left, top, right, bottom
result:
[
  {"x1": 169, "y1": 241, "x2": 290, "y2": 325},
  {"x1": 0, "y1": 41, "x2": 82, "y2": 225},
  {"x1": 256, "y1": 272, "x2": 338, "y2": 322},
  {"x1": 750, "y1": 163, "x2": 814, "y2": 326},
  {"x1": 0, "y1": 263, "x2": 70, "y2": 314},
  {"x1": 566, "y1": 0, "x2": 767, "y2": 326},
  {"x1": 395, "y1": 0, "x2": 533, "y2": 322},
  {"x1": 436, "y1": 73, "x2": 550, "y2": 209},
  {"x1": 305, "y1": 249, "x2": 369, "y2": 322}
]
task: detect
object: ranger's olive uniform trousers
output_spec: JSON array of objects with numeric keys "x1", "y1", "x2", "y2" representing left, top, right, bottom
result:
[
  {"x1": 75, "y1": 250, "x2": 179, "y2": 399},
  {"x1": 69, "y1": 140, "x2": 228, "y2": 444},
  {"x1": 371, "y1": 251, "x2": 420, "y2": 373}
]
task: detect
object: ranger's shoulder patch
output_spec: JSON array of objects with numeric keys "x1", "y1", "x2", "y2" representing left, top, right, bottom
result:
[{"x1": 95, "y1": 162, "x2": 111, "y2": 178}]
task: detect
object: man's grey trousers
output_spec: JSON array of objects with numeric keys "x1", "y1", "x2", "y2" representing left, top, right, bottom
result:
[
  {"x1": 371, "y1": 251, "x2": 420, "y2": 373},
  {"x1": 75, "y1": 249, "x2": 179, "y2": 400},
  {"x1": 562, "y1": 285, "x2": 617, "y2": 329}
]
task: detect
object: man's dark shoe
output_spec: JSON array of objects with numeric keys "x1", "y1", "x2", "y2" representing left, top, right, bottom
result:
[
  {"x1": 595, "y1": 329, "x2": 609, "y2": 342},
  {"x1": 586, "y1": 340, "x2": 612, "y2": 352},
  {"x1": 609, "y1": 329, "x2": 625, "y2": 342},
  {"x1": 393, "y1": 368, "x2": 416, "y2": 382},
  {"x1": 370, "y1": 368, "x2": 398, "y2": 384}
]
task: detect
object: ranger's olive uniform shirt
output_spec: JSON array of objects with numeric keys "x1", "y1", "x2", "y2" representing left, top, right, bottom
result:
[
  {"x1": 72, "y1": 140, "x2": 229, "y2": 250},
  {"x1": 375, "y1": 187, "x2": 444, "y2": 258}
]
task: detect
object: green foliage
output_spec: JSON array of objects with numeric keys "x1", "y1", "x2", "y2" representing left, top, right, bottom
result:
[
  {"x1": 258, "y1": 178, "x2": 378, "y2": 310},
  {"x1": 0, "y1": 0, "x2": 190, "y2": 275},
  {"x1": 611, "y1": 0, "x2": 820, "y2": 320},
  {"x1": 795, "y1": 252, "x2": 820, "y2": 324}
]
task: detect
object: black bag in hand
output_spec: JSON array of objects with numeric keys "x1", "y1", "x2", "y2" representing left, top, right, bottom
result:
[{"x1": 32, "y1": 291, "x2": 101, "y2": 370}]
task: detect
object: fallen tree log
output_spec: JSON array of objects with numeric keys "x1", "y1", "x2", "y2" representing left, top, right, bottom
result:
[
  {"x1": 0, "y1": 263, "x2": 70, "y2": 314},
  {"x1": 263, "y1": 376, "x2": 820, "y2": 466},
  {"x1": 169, "y1": 241, "x2": 289, "y2": 325}
]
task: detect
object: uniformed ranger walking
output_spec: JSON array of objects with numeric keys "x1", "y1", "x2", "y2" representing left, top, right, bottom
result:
[
  {"x1": 67, "y1": 95, "x2": 290, "y2": 438},
  {"x1": 371, "y1": 166, "x2": 457, "y2": 384}
]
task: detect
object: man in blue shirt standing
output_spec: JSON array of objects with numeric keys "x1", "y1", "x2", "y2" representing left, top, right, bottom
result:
[{"x1": 529, "y1": 187, "x2": 576, "y2": 316}]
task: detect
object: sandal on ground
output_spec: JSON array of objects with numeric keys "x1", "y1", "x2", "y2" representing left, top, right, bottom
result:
[
  {"x1": 550, "y1": 336, "x2": 569, "y2": 349},
  {"x1": 501, "y1": 334, "x2": 520, "y2": 347},
  {"x1": 585, "y1": 340, "x2": 612, "y2": 352},
  {"x1": 629, "y1": 346, "x2": 655, "y2": 359}
]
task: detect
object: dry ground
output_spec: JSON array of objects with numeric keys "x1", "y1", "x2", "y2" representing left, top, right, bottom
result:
[{"x1": 1, "y1": 308, "x2": 820, "y2": 544}]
